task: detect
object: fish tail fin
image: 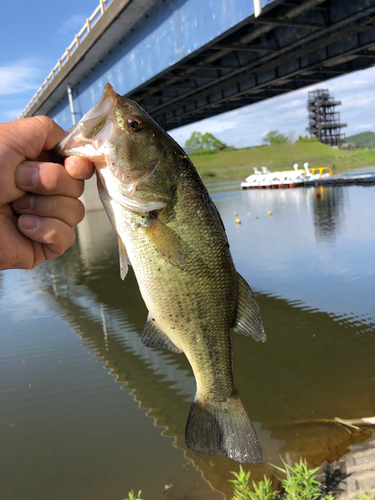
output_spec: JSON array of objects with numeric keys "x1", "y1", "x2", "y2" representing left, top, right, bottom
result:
[{"x1": 185, "y1": 393, "x2": 263, "y2": 463}]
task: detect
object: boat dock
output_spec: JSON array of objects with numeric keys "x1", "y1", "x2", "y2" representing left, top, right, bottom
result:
[
  {"x1": 304, "y1": 171, "x2": 375, "y2": 187},
  {"x1": 241, "y1": 165, "x2": 375, "y2": 190}
]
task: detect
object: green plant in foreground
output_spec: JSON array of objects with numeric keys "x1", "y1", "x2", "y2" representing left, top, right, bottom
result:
[
  {"x1": 123, "y1": 490, "x2": 143, "y2": 500},
  {"x1": 123, "y1": 460, "x2": 375, "y2": 500},
  {"x1": 230, "y1": 458, "x2": 330, "y2": 500},
  {"x1": 270, "y1": 458, "x2": 322, "y2": 500},
  {"x1": 230, "y1": 465, "x2": 276, "y2": 500},
  {"x1": 353, "y1": 491, "x2": 375, "y2": 500}
]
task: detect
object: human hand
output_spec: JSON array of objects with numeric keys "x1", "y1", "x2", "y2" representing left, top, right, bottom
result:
[{"x1": 0, "y1": 116, "x2": 95, "y2": 270}]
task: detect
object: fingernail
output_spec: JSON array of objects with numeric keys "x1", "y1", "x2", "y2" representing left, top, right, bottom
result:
[
  {"x1": 13, "y1": 194, "x2": 35, "y2": 210},
  {"x1": 19, "y1": 215, "x2": 39, "y2": 230},
  {"x1": 15, "y1": 165, "x2": 38, "y2": 188}
]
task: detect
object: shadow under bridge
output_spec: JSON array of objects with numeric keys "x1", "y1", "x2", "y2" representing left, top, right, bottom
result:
[{"x1": 22, "y1": 0, "x2": 375, "y2": 131}]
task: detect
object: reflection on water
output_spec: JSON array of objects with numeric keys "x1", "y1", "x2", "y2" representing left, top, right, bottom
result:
[
  {"x1": 312, "y1": 187, "x2": 345, "y2": 243},
  {"x1": 0, "y1": 185, "x2": 374, "y2": 499}
]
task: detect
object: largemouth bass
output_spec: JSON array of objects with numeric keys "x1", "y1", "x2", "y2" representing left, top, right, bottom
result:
[{"x1": 56, "y1": 83, "x2": 266, "y2": 463}]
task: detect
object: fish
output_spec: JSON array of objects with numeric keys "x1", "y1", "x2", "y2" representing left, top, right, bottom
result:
[{"x1": 56, "y1": 83, "x2": 266, "y2": 463}]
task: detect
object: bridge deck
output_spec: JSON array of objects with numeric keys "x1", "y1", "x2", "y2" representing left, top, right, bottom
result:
[{"x1": 23, "y1": 0, "x2": 375, "y2": 132}]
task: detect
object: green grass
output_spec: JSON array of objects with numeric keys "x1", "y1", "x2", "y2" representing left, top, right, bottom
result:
[
  {"x1": 230, "y1": 466, "x2": 277, "y2": 500},
  {"x1": 123, "y1": 457, "x2": 375, "y2": 500},
  {"x1": 229, "y1": 459, "x2": 375, "y2": 500},
  {"x1": 187, "y1": 142, "x2": 375, "y2": 182},
  {"x1": 122, "y1": 491, "x2": 143, "y2": 500}
]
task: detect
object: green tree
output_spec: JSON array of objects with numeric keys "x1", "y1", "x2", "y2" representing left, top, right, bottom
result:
[
  {"x1": 262, "y1": 130, "x2": 289, "y2": 145},
  {"x1": 297, "y1": 135, "x2": 318, "y2": 142},
  {"x1": 201, "y1": 132, "x2": 226, "y2": 150},
  {"x1": 185, "y1": 131, "x2": 203, "y2": 151},
  {"x1": 346, "y1": 131, "x2": 375, "y2": 149},
  {"x1": 185, "y1": 131, "x2": 226, "y2": 151}
]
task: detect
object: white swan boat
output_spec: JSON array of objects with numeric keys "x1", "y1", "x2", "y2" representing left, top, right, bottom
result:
[{"x1": 240, "y1": 163, "x2": 331, "y2": 189}]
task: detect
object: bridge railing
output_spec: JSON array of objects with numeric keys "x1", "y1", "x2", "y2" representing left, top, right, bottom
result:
[{"x1": 19, "y1": 0, "x2": 113, "y2": 118}]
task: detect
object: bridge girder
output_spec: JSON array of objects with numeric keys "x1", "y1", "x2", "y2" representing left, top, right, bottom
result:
[
  {"x1": 133, "y1": 0, "x2": 375, "y2": 130},
  {"x1": 24, "y1": 0, "x2": 375, "y2": 132}
]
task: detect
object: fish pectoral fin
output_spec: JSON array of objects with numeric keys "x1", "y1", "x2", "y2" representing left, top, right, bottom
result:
[
  {"x1": 98, "y1": 176, "x2": 131, "y2": 281},
  {"x1": 141, "y1": 316, "x2": 183, "y2": 353},
  {"x1": 233, "y1": 272, "x2": 266, "y2": 342},
  {"x1": 141, "y1": 217, "x2": 187, "y2": 267},
  {"x1": 118, "y1": 236, "x2": 131, "y2": 280}
]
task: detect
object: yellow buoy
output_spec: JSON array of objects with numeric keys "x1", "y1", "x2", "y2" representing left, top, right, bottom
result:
[
  {"x1": 235, "y1": 218, "x2": 241, "y2": 225},
  {"x1": 233, "y1": 212, "x2": 238, "y2": 216},
  {"x1": 247, "y1": 212, "x2": 251, "y2": 216},
  {"x1": 267, "y1": 211, "x2": 272, "y2": 216}
]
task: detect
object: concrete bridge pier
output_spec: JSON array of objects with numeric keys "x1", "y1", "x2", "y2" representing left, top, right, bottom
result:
[{"x1": 80, "y1": 175, "x2": 103, "y2": 212}]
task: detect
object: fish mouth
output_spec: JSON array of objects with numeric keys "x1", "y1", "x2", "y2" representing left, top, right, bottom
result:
[{"x1": 54, "y1": 83, "x2": 117, "y2": 160}]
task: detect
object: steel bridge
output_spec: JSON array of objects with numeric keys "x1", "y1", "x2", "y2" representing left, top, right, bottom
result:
[{"x1": 22, "y1": 0, "x2": 375, "y2": 131}]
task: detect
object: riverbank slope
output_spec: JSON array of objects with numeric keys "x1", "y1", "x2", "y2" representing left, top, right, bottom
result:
[{"x1": 189, "y1": 141, "x2": 375, "y2": 182}]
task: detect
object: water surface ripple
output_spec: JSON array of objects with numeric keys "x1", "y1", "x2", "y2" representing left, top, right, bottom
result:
[{"x1": 1, "y1": 184, "x2": 374, "y2": 499}]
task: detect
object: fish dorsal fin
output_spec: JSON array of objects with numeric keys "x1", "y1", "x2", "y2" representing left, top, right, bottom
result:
[
  {"x1": 117, "y1": 236, "x2": 130, "y2": 280},
  {"x1": 141, "y1": 315, "x2": 183, "y2": 353},
  {"x1": 233, "y1": 273, "x2": 266, "y2": 342},
  {"x1": 141, "y1": 217, "x2": 187, "y2": 268}
]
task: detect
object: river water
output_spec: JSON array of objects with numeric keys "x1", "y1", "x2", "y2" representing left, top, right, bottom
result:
[{"x1": 1, "y1": 182, "x2": 374, "y2": 500}]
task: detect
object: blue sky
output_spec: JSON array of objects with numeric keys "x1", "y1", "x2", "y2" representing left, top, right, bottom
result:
[{"x1": 1, "y1": 0, "x2": 374, "y2": 147}]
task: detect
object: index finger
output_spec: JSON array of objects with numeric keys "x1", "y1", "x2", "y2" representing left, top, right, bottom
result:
[{"x1": 0, "y1": 116, "x2": 67, "y2": 168}]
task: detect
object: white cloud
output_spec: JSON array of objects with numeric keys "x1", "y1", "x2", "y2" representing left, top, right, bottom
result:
[
  {"x1": 1, "y1": 108, "x2": 24, "y2": 121},
  {"x1": 59, "y1": 14, "x2": 86, "y2": 35},
  {"x1": 0, "y1": 59, "x2": 46, "y2": 97},
  {"x1": 351, "y1": 123, "x2": 375, "y2": 132},
  {"x1": 274, "y1": 98, "x2": 305, "y2": 110},
  {"x1": 170, "y1": 65, "x2": 375, "y2": 148},
  {"x1": 194, "y1": 121, "x2": 237, "y2": 135},
  {"x1": 170, "y1": 118, "x2": 239, "y2": 147}
]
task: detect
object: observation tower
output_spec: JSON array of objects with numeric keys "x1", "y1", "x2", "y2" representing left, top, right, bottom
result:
[{"x1": 307, "y1": 89, "x2": 347, "y2": 147}]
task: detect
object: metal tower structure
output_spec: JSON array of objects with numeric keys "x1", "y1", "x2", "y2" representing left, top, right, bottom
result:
[{"x1": 307, "y1": 89, "x2": 347, "y2": 147}]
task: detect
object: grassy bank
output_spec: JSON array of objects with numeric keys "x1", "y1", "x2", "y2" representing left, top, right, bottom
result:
[
  {"x1": 188, "y1": 142, "x2": 375, "y2": 182},
  {"x1": 124, "y1": 457, "x2": 375, "y2": 499}
]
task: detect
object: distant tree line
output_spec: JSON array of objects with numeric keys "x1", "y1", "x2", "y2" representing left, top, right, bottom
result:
[
  {"x1": 185, "y1": 132, "x2": 227, "y2": 152},
  {"x1": 262, "y1": 130, "x2": 299, "y2": 145},
  {"x1": 346, "y1": 131, "x2": 375, "y2": 149},
  {"x1": 184, "y1": 128, "x2": 372, "y2": 150},
  {"x1": 262, "y1": 130, "x2": 289, "y2": 145}
]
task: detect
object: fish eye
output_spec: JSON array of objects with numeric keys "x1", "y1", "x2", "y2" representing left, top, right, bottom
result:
[{"x1": 127, "y1": 117, "x2": 143, "y2": 132}]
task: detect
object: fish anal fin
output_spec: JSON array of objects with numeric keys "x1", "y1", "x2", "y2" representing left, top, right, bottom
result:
[
  {"x1": 233, "y1": 273, "x2": 266, "y2": 342},
  {"x1": 141, "y1": 316, "x2": 183, "y2": 353},
  {"x1": 141, "y1": 217, "x2": 187, "y2": 267}
]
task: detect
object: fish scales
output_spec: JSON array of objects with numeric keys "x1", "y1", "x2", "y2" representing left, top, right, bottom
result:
[
  {"x1": 56, "y1": 83, "x2": 266, "y2": 463},
  {"x1": 109, "y1": 167, "x2": 236, "y2": 399}
]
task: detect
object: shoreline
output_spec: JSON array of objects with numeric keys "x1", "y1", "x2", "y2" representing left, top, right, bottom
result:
[
  {"x1": 197, "y1": 160, "x2": 375, "y2": 183},
  {"x1": 188, "y1": 141, "x2": 375, "y2": 183}
]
